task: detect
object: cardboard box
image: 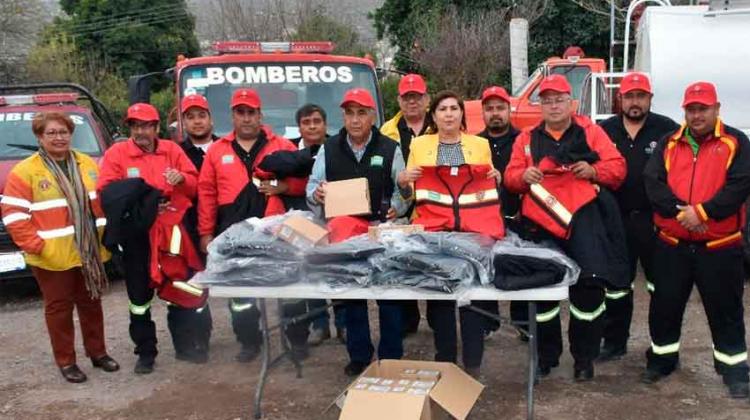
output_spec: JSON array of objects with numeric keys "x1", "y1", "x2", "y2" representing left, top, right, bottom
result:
[
  {"x1": 324, "y1": 178, "x2": 371, "y2": 218},
  {"x1": 335, "y1": 360, "x2": 484, "y2": 420},
  {"x1": 275, "y1": 215, "x2": 329, "y2": 249},
  {"x1": 368, "y1": 224, "x2": 425, "y2": 241}
]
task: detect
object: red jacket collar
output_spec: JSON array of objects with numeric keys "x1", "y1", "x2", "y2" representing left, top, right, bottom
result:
[{"x1": 671, "y1": 118, "x2": 724, "y2": 143}]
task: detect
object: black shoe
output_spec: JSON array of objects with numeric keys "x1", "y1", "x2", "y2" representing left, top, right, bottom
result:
[
  {"x1": 597, "y1": 345, "x2": 627, "y2": 363},
  {"x1": 727, "y1": 382, "x2": 749, "y2": 399},
  {"x1": 176, "y1": 348, "x2": 208, "y2": 364},
  {"x1": 290, "y1": 345, "x2": 309, "y2": 361},
  {"x1": 465, "y1": 366, "x2": 481, "y2": 379},
  {"x1": 235, "y1": 345, "x2": 259, "y2": 363},
  {"x1": 574, "y1": 363, "x2": 594, "y2": 382},
  {"x1": 91, "y1": 355, "x2": 120, "y2": 372},
  {"x1": 60, "y1": 364, "x2": 87, "y2": 383},
  {"x1": 344, "y1": 361, "x2": 368, "y2": 377},
  {"x1": 134, "y1": 356, "x2": 155, "y2": 375},
  {"x1": 640, "y1": 369, "x2": 669, "y2": 384}
]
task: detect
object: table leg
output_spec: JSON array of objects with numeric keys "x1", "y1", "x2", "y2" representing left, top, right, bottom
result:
[
  {"x1": 277, "y1": 300, "x2": 303, "y2": 378},
  {"x1": 254, "y1": 298, "x2": 271, "y2": 420},
  {"x1": 527, "y1": 301, "x2": 538, "y2": 420}
]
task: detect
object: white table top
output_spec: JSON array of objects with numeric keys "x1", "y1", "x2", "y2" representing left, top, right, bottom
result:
[{"x1": 208, "y1": 283, "x2": 568, "y2": 301}]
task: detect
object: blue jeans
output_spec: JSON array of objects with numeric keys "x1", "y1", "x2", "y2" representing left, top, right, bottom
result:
[{"x1": 345, "y1": 300, "x2": 403, "y2": 364}]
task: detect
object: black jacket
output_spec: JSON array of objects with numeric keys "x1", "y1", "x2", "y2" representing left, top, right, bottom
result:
[
  {"x1": 479, "y1": 126, "x2": 521, "y2": 217},
  {"x1": 100, "y1": 178, "x2": 161, "y2": 252}
]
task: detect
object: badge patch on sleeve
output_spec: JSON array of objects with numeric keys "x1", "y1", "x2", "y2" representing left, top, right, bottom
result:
[
  {"x1": 370, "y1": 155, "x2": 384, "y2": 167},
  {"x1": 222, "y1": 154, "x2": 234, "y2": 164},
  {"x1": 127, "y1": 167, "x2": 140, "y2": 178}
]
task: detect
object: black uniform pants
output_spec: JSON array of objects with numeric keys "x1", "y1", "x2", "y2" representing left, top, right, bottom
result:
[
  {"x1": 402, "y1": 300, "x2": 421, "y2": 333},
  {"x1": 167, "y1": 303, "x2": 213, "y2": 354},
  {"x1": 602, "y1": 210, "x2": 656, "y2": 350},
  {"x1": 229, "y1": 298, "x2": 261, "y2": 348},
  {"x1": 536, "y1": 277, "x2": 606, "y2": 368},
  {"x1": 647, "y1": 241, "x2": 748, "y2": 384},
  {"x1": 426, "y1": 300, "x2": 497, "y2": 369},
  {"x1": 122, "y1": 237, "x2": 158, "y2": 359},
  {"x1": 281, "y1": 299, "x2": 312, "y2": 347}
]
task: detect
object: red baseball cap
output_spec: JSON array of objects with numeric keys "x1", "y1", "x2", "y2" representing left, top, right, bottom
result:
[
  {"x1": 620, "y1": 72, "x2": 652, "y2": 95},
  {"x1": 125, "y1": 103, "x2": 160, "y2": 123},
  {"x1": 340, "y1": 88, "x2": 376, "y2": 109},
  {"x1": 538, "y1": 75, "x2": 572, "y2": 95},
  {"x1": 398, "y1": 74, "x2": 427, "y2": 96},
  {"x1": 682, "y1": 81, "x2": 718, "y2": 107},
  {"x1": 231, "y1": 88, "x2": 262, "y2": 109},
  {"x1": 481, "y1": 86, "x2": 511, "y2": 104},
  {"x1": 181, "y1": 94, "x2": 210, "y2": 114}
]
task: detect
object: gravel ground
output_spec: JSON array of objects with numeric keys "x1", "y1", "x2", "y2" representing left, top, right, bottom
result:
[{"x1": 1, "y1": 276, "x2": 749, "y2": 420}]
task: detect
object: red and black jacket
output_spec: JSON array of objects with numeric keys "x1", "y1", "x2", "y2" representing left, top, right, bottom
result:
[
  {"x1": 413, "y1": 164, "x2": 504, "y2": 239},
  {"x1": 197, "y1": 127, "x2": 306, "y2": 236},
  {"x1": 644, "y1": 119, "x2": 750, "y2": 249}
]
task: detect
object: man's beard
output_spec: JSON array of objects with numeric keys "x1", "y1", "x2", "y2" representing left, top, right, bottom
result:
[{"x1": 624, "y1": 107, "x2": 647, "y2": 122}]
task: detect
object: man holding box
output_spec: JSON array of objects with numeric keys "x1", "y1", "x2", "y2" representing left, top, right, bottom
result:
[{"x1": 306, "y1": 88, "x2": 410, "y2": 376}]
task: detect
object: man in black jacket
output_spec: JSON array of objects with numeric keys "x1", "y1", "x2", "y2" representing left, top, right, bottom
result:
[{"x1": 598, "y1": 73, "x2": 679, "y2": 362}]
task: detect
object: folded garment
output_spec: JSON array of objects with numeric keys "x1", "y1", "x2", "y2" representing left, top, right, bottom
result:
[
  {"x1": 401, "y1": 232, "x2": 495, "y2": 285},
  {"x1": 305, "y1": 236, "x2": 385, "y2": 264},
  {"x1": 493, "y1": 254, "x2": 567, "y2": 290},
  {"x1": 371, "y1": 253, "x2": 474, "y2": 293},
  {"x1": 307, "y1": 260, "x2": 374, "y2": 287}
]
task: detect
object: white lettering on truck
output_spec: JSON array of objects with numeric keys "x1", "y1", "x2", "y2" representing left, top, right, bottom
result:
[{"x1": 194, "y1": 65, "x2": 355, "y2": 85}]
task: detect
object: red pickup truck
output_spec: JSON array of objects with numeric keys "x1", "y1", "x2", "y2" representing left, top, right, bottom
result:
[{"x1": 0, "y1": 83, "x2": 121, "y2": 281}]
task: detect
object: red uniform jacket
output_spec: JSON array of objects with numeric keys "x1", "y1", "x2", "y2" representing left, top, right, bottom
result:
[
  {"x1": 197, "y1": 127, "x2": 306, "y2": 236},
  {"x1": 413, "y1": 164, "x2": 504, "y2": 239},
  {"x1": 645, "y1": 119, "x2": 750, "y2": 249}
]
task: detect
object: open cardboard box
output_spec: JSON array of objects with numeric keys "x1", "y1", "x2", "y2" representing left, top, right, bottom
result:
[
  {"x1": 324, "y1": 178, "x2": 371, "y2": 218},
  {"x1": 335, "y1": 359, "x2": 484, "y2": 420},
  {"x1": 368, "y1": 224, "x2": 425, "y2": 241},
  {"x1": 275, "y1": 215, "x2": 329, "y2": 249}
]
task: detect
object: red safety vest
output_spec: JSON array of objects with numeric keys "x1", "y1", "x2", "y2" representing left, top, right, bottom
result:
[
  {"x1": 413, "y1": 164, "x2": 504, "y2": 239},
  {"x1": 521, "y1": 157, "x2": 598, "y2": 239}
]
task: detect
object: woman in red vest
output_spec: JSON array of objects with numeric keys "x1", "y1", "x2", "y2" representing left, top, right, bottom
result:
[{"x1": 397, "y1": 90, "x2": 502, "y2": 377}]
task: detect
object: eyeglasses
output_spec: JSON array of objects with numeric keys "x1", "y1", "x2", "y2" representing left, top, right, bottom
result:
[
  {"x1": 540, "y1": 97, "x2": 571, "y2": 106},
  {"x1": 43, "y1": 130, "x2": 71, "y2": 138}
]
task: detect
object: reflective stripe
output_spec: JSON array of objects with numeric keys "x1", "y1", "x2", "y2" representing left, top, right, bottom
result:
[
  {"x1": 529, "y1": 183, "x2": 573, "y2": 226},
  {"x1": 646, "y1": 282, "x2": 655, "y2": 293},
  {"x1": 605, "y1": 289, "x2": 630, "y2": 300},
  {"x1": 96, "y1": 218, "x2": 107, "y2": 227},
  {"x1": 713, "y1": 348, "x2": 747, "y2": 365},
  {"x1": 536, "y1": 305, "x2": 560, "y2": 323},
  {"x1": 173, "y1": 281, "x2": 203, "y2": 297},
  {"x1": 415, "y1": 189, "x2": 453, "y2": 205},
  {"x1": 230, "y1": 301, "x2": 253, "y2": 312},
  {"x1": 2, "y1": 212, "x2": 31, "y2": 226},
  {"x1": 457, "y1": 188, "x2": 499, "y2": 206},
  {"x1": 169, "y1": 225, "x2": 182, "y2": 255},
  {"x1": 88, "y1": 191, "x2": 97, "y2": 200},
  {"x1": 0, "y1": 195, "x2": 31, "y2": 209},
  {"x1": 37, "y1": 226, "x2": 75, "y2": 239},
  {"x1": 718, "y1": 136, "x2": 737, "y2": 170},
  {"x1": 569, "y1": 301, "x2": 606, "y2": 322},
  {"x1": 129, "y1": 300, "x2": 152, "y2": 315},
  {"x1": 252, "y1": 177, "x2": 262, "y2": 188},
  {"x1": 651, "y1": 341, "x2": 679, "y2": 355},
  {"x1": 30, "y1": 198, "x2": 68, "y2": 211},
  {"x1": 707, "y1": 231, "x2": 742, "y2": 249}
]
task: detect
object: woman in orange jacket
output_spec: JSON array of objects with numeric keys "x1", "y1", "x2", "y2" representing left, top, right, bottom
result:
[{"x1": 1, "y1": 111, "x2": 118, "y2": 383}]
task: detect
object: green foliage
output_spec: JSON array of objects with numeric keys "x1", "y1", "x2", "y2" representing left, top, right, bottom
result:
[
  {"x1": 379, "y1": 76, "x2": 401, "y2": 119},
  {"x1": 150, "y1": 88, "x2": 177, "y2": 135},
  {"x1": 292, "y1": 9, "x2": 372, "y2": 58}
]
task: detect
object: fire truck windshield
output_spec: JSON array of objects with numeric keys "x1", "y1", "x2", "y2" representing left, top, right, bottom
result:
[
  {"x1": 179, "y1": 62, "x2": 381, "y2": 139},
  {"x1": 0, "y1": 111, "x2": 102, "y2": 160}
]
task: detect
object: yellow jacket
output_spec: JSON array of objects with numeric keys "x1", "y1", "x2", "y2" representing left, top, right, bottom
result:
[
  {"x1": 381, "y1": 111, "x2": 404, "y2": 142},
  {"x1": 406, "y1": 133, "x2": 494, "y2": 169},
  {"x1": 1, "y1": 151, "x2": 110, "y2": 271}
]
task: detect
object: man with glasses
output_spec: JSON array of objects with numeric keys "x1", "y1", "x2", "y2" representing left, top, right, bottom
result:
[
  {"x1": 381, "y1": 73, "x2": 429, "y2": 336},
  {"x1": 597, "y1": 73, "x2": 679, "y2": 363},
  {"x1": 505, "y1": 75, "x2": 627, "y2": 381}
]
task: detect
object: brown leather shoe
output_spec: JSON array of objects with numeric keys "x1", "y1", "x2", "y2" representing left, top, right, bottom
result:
[
  {"x1": 91, "y1": 355, "x2": 120, "y2": 372},
  {"x1": 60, "y1": 364, "x2": 87, "y2": 383}
]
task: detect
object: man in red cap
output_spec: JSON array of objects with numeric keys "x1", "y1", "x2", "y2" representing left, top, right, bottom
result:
[
  {"x1": 97, "y1": 103, "x2": 200, "y2": 374},
  {"x1": 505, "y1": 74, "x2": 627, "y2": 381},
  {"x1": 380, "y1": 73, "x2": 429, "y2": 336},
  {"x1": 596, "y1": 73, "x2": 679, "y2": 362},
  {"x1": 306, "y1": 87, "x2": 409, "y2": 376},
  {"x1": 197, "y1": 88, "x2": 306, "y2": 363},
  {"x1": 642, "y1": 82, "x2": 750, "y2": 398}
]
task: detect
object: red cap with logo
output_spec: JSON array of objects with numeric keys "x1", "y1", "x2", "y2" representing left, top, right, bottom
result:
[
  {"x1": 126, "y1": 103, "x2": 160, "y2": 123},
  {"x1": 231, "y1": 88, "x2": 262, "y2": 109},
  {"x1": 181, "y1": 94, "x2": 210, "y2": 114},
  {"x1": 620, "y1": 72, "x2": 652, "y2": 95},
  {"x1": 481, "y1": 86, "x2": 511, "y2": 104},
  {"x1": 538, "y1": 75, "x2": 572, "y2": 95},
  {"x1": 682, "y1": 81, "x2": 718, "y2": 107},
  {"x1": 398, "y1": 74, "x2": 427, "y2": 96},
  {"x1": 340, "y1": 88, "x2": 376, "y2": 109}
]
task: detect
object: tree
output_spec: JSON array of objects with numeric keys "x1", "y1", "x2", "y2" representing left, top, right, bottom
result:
[
  {"x1": 292, "y1": 7, "x2": 371, "y2": 57},
  {"x1": 0, "y1": 0, "x2": 50, "y2": 83},
  {"x1": 54, "y1": 0, "x2": 200, "y2": 78}
]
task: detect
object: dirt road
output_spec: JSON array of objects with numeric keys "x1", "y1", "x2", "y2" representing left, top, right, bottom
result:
[{"x1": 1, "y1": 278, "x2": 749, "y2": 419}]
